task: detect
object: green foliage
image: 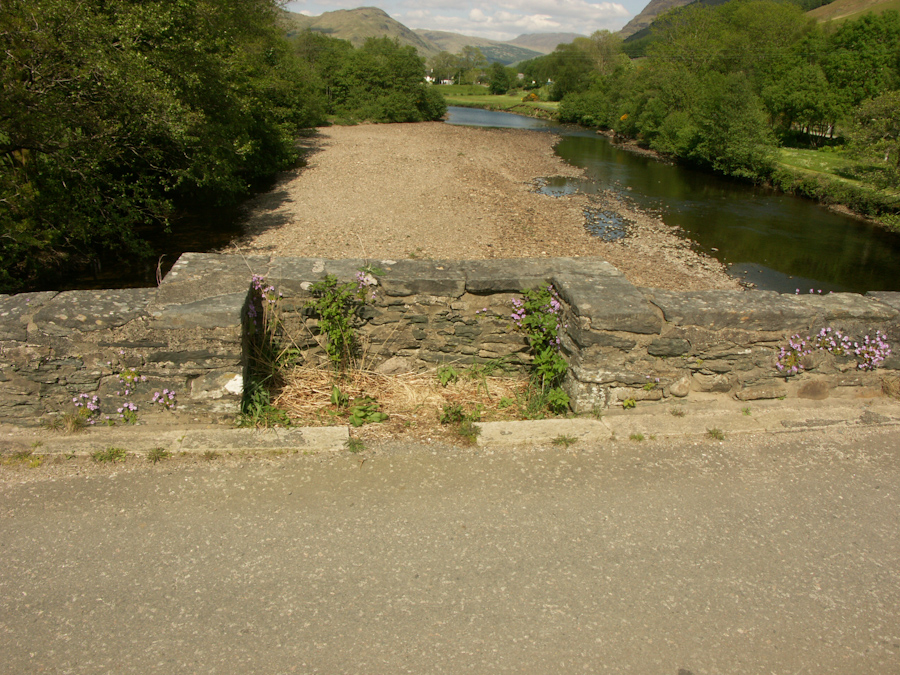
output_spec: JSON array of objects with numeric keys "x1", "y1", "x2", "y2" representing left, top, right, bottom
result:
[
  {"x1": 437, "y1": 365, "x2": 459, "y2": 387},
  {"x1": 92, "y1": 447, "x2": 126, "y2": 463},
  {"x1": 331, "y1": 385, "x2": 350, "y2": 408},
  {"x1": 238, "y1": 380, "x2": 292, "y2": 429},
  {"x1": 345, "y1": 437, "x2": 365, "y2": 454},
  {"x1": 847, "y1": 91, "x2": 900, "y2": 189},
  {"x1": 552, "y1": 434, "x2": 579, "y2": 449},
  {"x1": 512, "y1": 285, "x2": 571, "y2": 415},
  {"x1": 554, "y1": 1, "x2": 900, "y2": 191},
  {"x1": 0, "y1": 0, "x2": 325, "y2": 292},
  {"x1": 330, "y1": 37, "x2": 446, "y2": 122},
  {"x1": 347, "y1": 397, "x2": 388, "y2": 427},
  {"x1": 707, "y1": 428, "x2": 725, "y2": 440},
  {"x1": 622, "y1": 398, "x2": 637, "y2": 409},
  {"x1": 439, "y1": 403, "x2": 467, "y2": 425},
  {"x1": 307, "y1": 274, "x2": 365, "y2": 370},
  {"x1": 488, "y1": 62, "x2": 514, "y2": 95},
  {"x1": 147, "y1": 447, "x2": 170, "y2": 464}
]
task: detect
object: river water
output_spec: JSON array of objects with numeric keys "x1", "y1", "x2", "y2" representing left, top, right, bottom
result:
[{"x1": 446, "y1": 106, "x2": 900, "y2": 293}]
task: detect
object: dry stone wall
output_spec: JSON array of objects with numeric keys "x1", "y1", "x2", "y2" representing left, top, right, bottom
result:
[{"x1": 1, "y1": 252, "x2": 897, "y2": 426}]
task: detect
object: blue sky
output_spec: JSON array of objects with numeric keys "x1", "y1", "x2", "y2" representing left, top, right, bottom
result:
[{"x1": 283, "y1": 0, "x2": 645, "y2": 41}]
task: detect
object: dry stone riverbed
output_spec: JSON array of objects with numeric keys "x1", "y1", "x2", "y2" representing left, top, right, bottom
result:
[{"x1": 235, "y1": 122, "x2": 740, "y2": 292}]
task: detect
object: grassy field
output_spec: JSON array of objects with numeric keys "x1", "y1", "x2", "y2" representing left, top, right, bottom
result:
[
  {"x1": 777, "y1": 147, "x2": 862, "y2": 184},
  {"x1": 435, "y1": 85, "x2": 559, "y2": 119}
]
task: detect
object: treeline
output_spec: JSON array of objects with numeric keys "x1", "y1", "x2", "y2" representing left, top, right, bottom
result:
[
  {"x1": 0, "y1": 0, "x2": 444, "y2": 292},
  {"x1": 524, "y1": 2, "x2": 899, "y2": 196}
]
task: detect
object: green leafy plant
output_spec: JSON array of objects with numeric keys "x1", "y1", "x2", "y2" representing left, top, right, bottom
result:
[
  {"x1": 237, "y1": 381, "x2": 292, "y2": 429},
  {"x1": 707, "y1": 428, "x2": 725, "y2": 440},
  {"x1": 241, "y1": 274, "x2": 297, "y2": 428},
  {"x1": 440, "y1": 403, "x2": 466, "y2": 425},
  {"x1": 92, "y1": 447, "x2": 126, "y2": 463},
  {"x1": 456, "y1": 419, "x2": 481, "y2": 445},
  {"x1": 345, "y1": 437, "x2": 365, "y2": 454},
  {"x1": 347, "y1": 397, "x2": 388, "y2": 427},
  {"x1": 622, "y1": 398, "x2": 637, "y2": 409},
  {"x1": 437, "y1": 365, "x2": 459, "y2": 387},
  {"x1": 629, "y1": 432, "x2": 645, "y2": 442},
  {"x1": 552, "y1": 434, "x2": 578, "y2": 448},
  {"x1": 307, "y1": 274, "x2": 366, "y2": 370},
  {"x1": 330, "y1": 385, "x2": 350, "y2": 408},
  {"x1": 511, "y1": 285, "x2": 570, "y2": 415},
  {"x1": 498, "y1": 397, "x2": 516, "y2": 409},
  {"x1": 147, "y1": 447, "x2": 170, "y2": 464},
  {"x1": 742, "y1": 407, "x2": 752, "y2": 416}
]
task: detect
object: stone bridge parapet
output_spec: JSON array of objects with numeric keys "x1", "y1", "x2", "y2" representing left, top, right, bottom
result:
[{"x1": 1, "y1": 253, "x2": 897, "y2": 425}]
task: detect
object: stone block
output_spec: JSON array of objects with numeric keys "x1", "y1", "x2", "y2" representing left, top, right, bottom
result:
[
  {"x1": 556, "y1": 274, "x2": 662, "y2": 335},
  {"x1": 692, "y1": 372, "x2": 735, "y2": 393},
  {"x1": 189, "y1": 369, "x2": 243, "y2": 412},
  {"x1": 0, "y1": 292, "x2": 58, "y2": 341},
  {"x1": 735, "y1": 384, "x2": 787, "y2": 401},
  {"x1": 463, "y1": 258, "x2": 555, "y2": 293},
  {"x1": 157, "y1": 252, "x2": 266, "y2": 305},
  {"x1": 647, "y1": 337, "x2": 691, "y2": 357},
  {"x1": 647, "y1": 289, "x2": 814, "y2": 332},
  {"x1": 34, "y1": 289, "x2": 153, "y2": 337},
  {"x1": 798, "y1": 379, "x2": 831, "y2": 400},
  {"x1": 668, "y1": 374, "x2": 691, "y2": 398},
  {"x1": 149, "y1": 292, "x2": 246, "y2": 330},
  {"x1": 377, "y1": 260, "x2": 466, "y2": 297}
]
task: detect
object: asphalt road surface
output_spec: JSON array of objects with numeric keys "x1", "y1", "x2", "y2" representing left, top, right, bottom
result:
[{"x1": 2, "y1": 427, "x2": 899, "y2": 674}]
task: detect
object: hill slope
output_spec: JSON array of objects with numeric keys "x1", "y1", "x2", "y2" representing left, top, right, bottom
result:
[
  {"x1": 278, "y1": 6, "x2": 562, "y2": 65},
  {"x1": 808, "y1": 0, "x2": 900, "y2": 20},
  {"x1": 414, "y1": 29, "x2": 544, "y2": 63},
  {"x1": 279, "y1": 6, "x2": 438, "y2": 55},
  {"x1": 507, "y1": 33, "x2": 587, "y2": 53}
]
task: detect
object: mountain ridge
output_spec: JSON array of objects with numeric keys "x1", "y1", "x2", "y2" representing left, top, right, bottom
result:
[{"x1": 277, "y1": 6, "x2": 580, "y2": 64}]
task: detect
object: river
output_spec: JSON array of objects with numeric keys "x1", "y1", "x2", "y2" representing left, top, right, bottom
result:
[{"x1": 446, "y1": 106, "x2": 900, "y2": 294}]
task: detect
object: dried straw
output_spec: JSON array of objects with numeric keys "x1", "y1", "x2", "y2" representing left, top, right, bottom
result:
[{"x1": 274, "y1": 364, "x2": 530, "y2": 439}]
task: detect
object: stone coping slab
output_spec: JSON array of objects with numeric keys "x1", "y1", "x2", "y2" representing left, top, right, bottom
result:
[{"x1": 34, "y1": 288, "x2": 154, "y2": 337}]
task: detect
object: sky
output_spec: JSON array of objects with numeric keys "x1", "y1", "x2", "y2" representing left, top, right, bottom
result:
[{"x1": 283, "y1": 0, "x2": 647, "y2": 41}]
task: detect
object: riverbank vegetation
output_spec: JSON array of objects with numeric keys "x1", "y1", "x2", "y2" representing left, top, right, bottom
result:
[
  {"x1": 0, "y1": 1, "x2": 444, "y2": 293},
  {"x1": 516, "y1": 2, "x2": 900, "y2": 227},
  {"x1": 438, "y1": 85, "x2": 559, "y2": 118}
]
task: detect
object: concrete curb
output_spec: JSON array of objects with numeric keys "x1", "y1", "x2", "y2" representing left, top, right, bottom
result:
[
  {"x1": 2, "y1": 398, "x2": 898, "y2": 457},
  {"x1": 476, "y1": 397, "x2": 900, "y2": 447},
  {"x1": 2, "y1": 426, "x2": 349, "y2": 456}
]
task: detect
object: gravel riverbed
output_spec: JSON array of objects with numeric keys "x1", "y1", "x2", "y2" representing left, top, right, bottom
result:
[{"x1": 236, "y1": 122, "x2": 741, "y2": 291}]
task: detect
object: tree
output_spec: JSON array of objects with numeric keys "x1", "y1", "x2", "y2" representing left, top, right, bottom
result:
[
  {"x1": 330, "y1": 38, "x2": 446, "y2": 123},
  {"x1": 456, "y1": 46, "x2": 488, "y2": 84},
  {"x1": 488, "y1": 62, "x2": 513, "y2": 95},
  {"x1": 848, "y1": 91, "x2": 900, "y2": 189},
  {"x1": 0, "y1": 0, "x2": 325, "y2": 291},
  {"x1": 821, "y1": 11, "x2": 900, "y2": 112},
  {"x1": 428, "y1": 51, "x2": 459, "y2": 83}
]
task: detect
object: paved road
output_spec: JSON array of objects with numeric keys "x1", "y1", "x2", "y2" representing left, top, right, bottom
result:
[{"x1": 2, "y1": 427, "x2": 900, "y2": 674}]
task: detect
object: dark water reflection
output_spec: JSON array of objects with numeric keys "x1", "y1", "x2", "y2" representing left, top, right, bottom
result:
[{"x1": 447, "y1": 106, "x2": 900, "y2": 293}]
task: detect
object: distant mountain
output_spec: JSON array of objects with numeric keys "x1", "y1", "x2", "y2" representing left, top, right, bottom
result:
[
  {"x1": 507, "y1": 33, "x2": 587, "y2": 54},
  {"x1": 414, "y1": 30, "x2": 544, "y2": 64},
  {"x1": 278, "y1": 6, "x2": 562, "y2": 65},
  {"x1": 618, "y1": 0, "x2": 694, "y2": 38},
  {"x1": 279, "y1": 7, "x2": 436, "y2": 54}
]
